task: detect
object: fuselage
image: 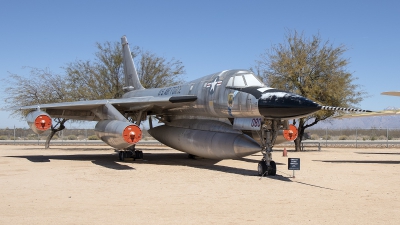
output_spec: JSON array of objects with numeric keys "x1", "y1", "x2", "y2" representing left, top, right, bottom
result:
[{"x1": 122, "y1": 69, "x2": 321, "y2": 120}]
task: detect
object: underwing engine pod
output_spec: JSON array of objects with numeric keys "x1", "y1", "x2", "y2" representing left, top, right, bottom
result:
[
  {"x1": 95, "y1": 120, "x2": 142, "y2": 149},
  {"x1": 26, "y1": 110, "x2": 52, "y2": 134}
]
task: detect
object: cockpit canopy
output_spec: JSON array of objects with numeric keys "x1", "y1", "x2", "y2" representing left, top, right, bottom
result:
[{"x1": 226, "y1": 73, "x2": 264, "y2": 87}]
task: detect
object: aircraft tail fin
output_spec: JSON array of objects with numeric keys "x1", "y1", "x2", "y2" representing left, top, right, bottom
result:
[{"x1": 121, "y1": 35, "x2": 144, "y2": 91}]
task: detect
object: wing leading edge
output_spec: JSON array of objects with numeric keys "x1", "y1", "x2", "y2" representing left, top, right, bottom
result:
[{"x1": 18, "y1": 95, "x2": 197, "y2": 121}]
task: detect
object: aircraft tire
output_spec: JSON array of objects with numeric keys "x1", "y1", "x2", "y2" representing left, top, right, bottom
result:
[
  {"x1": 267, "y1": 161, "x2": 277, "y2": 176},
  {"x1": 139, "y1": 151, "x2": 143, "y2": 159},
  {"x1": 120, "y1": 151, "x2": 125, "y2": 161},
  {"x1": 135, "y1": 151, "x2": 143, "y2": 159},
  {"x1": 258, "y1": 161, "x2": 267, "y2": 176},
  {"x1": 118, "y1": 151, "x2": 123, "y2": 161},
  {"x1": 126, "y1": 151, "x2": 133, "y2": 158}
]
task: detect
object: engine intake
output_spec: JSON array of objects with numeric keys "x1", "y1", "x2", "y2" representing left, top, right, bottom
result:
[
  {"x1": 26, "y1": 110, "x2": 52, "y2": 134},
  {"x1": 95, "y1": 120, "x2": 142, "y2": 149}
]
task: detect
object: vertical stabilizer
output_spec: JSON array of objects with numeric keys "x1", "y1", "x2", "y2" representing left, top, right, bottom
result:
[{"x1": 121, "y1": 36, "x2": 144, "y2": 91}]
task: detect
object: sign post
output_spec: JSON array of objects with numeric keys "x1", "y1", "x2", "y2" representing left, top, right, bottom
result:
[{"x1": 288, "y1": 158, "x2": 300, "y2": 178}]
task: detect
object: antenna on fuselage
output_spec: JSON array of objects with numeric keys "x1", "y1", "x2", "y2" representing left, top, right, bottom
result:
[{"x1": 121, "y1": 35, "x2": 144, "y2": 92}]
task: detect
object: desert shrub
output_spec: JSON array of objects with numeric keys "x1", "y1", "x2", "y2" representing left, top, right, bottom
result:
[
  {"x1": 310, "y1": 134, "x2": 320, "y2": 140},
  {"x1": 77, "y1": 135, "x2": 86, "y2": 140},
  {"x1": 0, "y1": 135, "x2": 8, "y2": 140},
  {"x1": 339, "y1": 135, "x2": 347, "y2": 140},
  {"x1": 67, "y1": 135, "x2": 77, "y2": 140},
  {"x1": 88, "y1": 135, "x2": 99, "y2": 140},
  {"x1": 324, "y1": 135, "x2": 332, "y2": 140},
  {"x1": 348, "y1": 135, "x2": 357, "y2": 140},
  {"x1": 27, "y1": 134, "x2": 38, "y2": 140},
  {"x1": 378, "y1": 135, "x2": 387, "y2": 140}
]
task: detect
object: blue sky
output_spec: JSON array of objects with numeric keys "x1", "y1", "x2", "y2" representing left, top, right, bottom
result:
[{"x1": 1, "y1": 0, "x2": 399, "y2": 128}]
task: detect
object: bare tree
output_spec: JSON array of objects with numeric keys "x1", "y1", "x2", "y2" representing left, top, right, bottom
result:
[
  {"x1": 4, "y1": 40, "x2": 186, "y2": 148},
  {"x1": 3, "y1": 67, "x2": 70, "y2": 148}
]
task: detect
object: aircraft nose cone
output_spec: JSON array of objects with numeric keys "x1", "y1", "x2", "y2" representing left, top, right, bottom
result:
[{"x1": 258, "y1": 89, "x2": 321, "y2": 119}]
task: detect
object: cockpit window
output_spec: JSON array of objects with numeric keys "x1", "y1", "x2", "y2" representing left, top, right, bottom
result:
[
  {"x1": 244, "y1": 74, "x2": 264, "y2": 86},
  {"x1": 227, "y1": 77, "x2": 233, "y2": 86},
  {"x1": 234, "y1": 75, "x2": 246, "y2": 86},
  {"x1": 226, "y1": 74, "x2": 264, "y2": 87}
]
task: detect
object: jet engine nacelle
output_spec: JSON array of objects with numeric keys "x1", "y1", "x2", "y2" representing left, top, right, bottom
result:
[
  {"x1": 95, "y1": 120, "x2": 142, "y2": 149},
  {"x1": 26, "y1": 110, "x2": 52, "y2": 134},
  {"x1": 148, "y1": 120, "x2": 261, "y2": 159}
]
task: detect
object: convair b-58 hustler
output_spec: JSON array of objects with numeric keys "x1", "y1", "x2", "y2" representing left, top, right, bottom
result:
[{"x1": 20, "y1": 36, "x2": 371, "y2": 176}]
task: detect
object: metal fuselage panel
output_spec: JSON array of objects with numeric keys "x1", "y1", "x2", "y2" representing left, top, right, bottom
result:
[{"x1": 122, "y1": 70, "x2": 262, "y2": 119}]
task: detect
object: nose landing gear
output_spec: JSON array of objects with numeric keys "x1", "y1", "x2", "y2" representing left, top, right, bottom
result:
[{"x1": 258, "y1": 119, "x2": 279, "y2": 176}]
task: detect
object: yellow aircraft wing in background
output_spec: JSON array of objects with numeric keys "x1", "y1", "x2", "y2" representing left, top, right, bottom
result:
[{"x1": 336, "y1": 91, "x2": 400, "y2": 118}]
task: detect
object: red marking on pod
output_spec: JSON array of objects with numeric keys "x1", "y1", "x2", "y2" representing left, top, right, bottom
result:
[
  {"x1": 122, "y1": 125, "x2": 142, "y2": 144},
  {"x1": 283, "y1": 124, "x2": 298, "y2": 141},
  {"x1": 34, "y1": 115, "x2": 52, "y2": 131}
]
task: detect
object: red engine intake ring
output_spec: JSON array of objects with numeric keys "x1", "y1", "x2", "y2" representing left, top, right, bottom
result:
[
  {"x1": 283, "y1": 124, "x2": 298, "y2": 141},
  {"x1": 34, "y1": 115, "x2": 52, "y2": 131},
  {"x1": 122, "y1": 125, "x2": 142, "y2": 144}
]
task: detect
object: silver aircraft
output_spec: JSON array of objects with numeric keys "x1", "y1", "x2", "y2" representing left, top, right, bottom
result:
[{"x1": 20, "y1": 36, "x2": 370, "y2": 176}]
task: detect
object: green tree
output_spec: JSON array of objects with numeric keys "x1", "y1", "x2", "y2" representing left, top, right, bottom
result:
[
  {"x1": 65, "y1": 41, "x2": 139, "y2": 100},
  {"x1": 65, "y1": 42, "x2": 185, "y2": 98},
  {"x1": 255, "y1": 30, "x2": 365, "y2": 151},
  {"x1": 138, "y1": 51, "x2": 184, "y2": 88}
]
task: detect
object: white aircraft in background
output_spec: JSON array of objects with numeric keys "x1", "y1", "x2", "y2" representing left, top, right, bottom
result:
[{"x1": 337, "y1": 92, "x2": 400, "y2": 118}]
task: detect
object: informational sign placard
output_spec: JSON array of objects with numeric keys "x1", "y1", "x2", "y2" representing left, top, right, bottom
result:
[{"x1": 288, "y1": 158, "x2": 300, "y2": 170}]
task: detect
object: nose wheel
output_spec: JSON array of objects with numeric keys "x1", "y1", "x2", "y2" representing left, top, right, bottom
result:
[
  {"x1": 258, "y1": 160, "x2": 276, "y2": 176},
  {"x1": 258, "y1": 119, "x2": 279, "y2": 176}
]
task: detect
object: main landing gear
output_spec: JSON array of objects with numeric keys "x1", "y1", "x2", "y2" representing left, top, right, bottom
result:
[
  {"x1": 118, "y1": 145, "x2": 143, "y2": 161},
  {"x1": 258, "y1": 120, "x2": 278, "y2": 176}
]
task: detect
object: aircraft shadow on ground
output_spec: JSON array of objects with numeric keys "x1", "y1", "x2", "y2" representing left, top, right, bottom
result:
[
  {"x1": 6, "y1": 152, "x2": 290, "y2": 181},
  {"x1": 132, "y1": 153, "x2": 291, "y2": 181},
  {"x1": 234, "y1": 157, "x2": 285, "y2": 165},
  {"x1": 10, "y1": 147, "x2": 115, "y2": 151},
  {"x1": 8, "y1": 153, "x2": 342, "y2": 188},
  {"x1": 314, "y1": 160, "x2": 400, "y2": 164},
  {"x1": 8, "y1": 154, "x2": 134, "y2": 170},
  {"x1": 355, "y1": 152, "x2": 400, "y2": 155},
  {"x1": 293, "y1": 181, "x2": 336, "y2": 191}
]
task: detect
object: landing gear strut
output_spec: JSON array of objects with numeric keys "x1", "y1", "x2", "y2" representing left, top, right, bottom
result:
[
  {"x1": 258, "y1": 120, "x2": 279, "y2": 176},
  {"x1": 118, "y1": 145, "x2": 143, "y2": 161}
]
